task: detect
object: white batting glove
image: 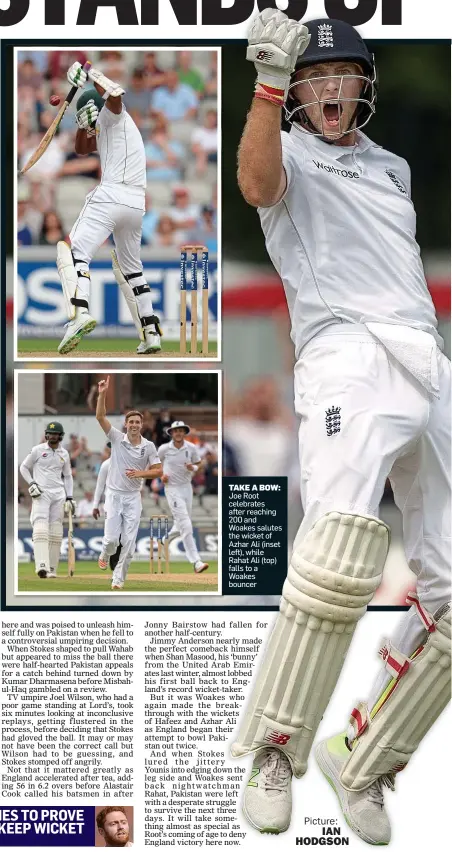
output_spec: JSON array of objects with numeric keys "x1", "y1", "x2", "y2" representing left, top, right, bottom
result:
[
  {"x1": 29, "y1": 481, "x2": 43, "y2": 499},
  {"x1": 247, "y1": 9, "x2": 311, "y2": 106},
  {"x1": 75, "y1": 100, "x2": 99, "y2": 131},
  {"x1": 67, "y1": 61, "x2": 88, "y2": 89},
  {"x1": 64, "y1": 499, "x2": 76, "y2": 516},
  {"x1": 88, "y1": 66, "x2": 125, "y2": 98}
]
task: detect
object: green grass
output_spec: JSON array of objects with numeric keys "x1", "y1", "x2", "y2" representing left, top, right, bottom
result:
[
  {"x1": 18, "y1": 560, "x2": 218, "y2": 593},
  {"x1": 18, "y1": 338, "x2": 218, "y2": 357}
]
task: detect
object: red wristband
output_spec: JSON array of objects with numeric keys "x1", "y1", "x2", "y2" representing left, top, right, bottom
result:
[{"x1": 255, "y1": 81, "x2": 285, "y2": 107}]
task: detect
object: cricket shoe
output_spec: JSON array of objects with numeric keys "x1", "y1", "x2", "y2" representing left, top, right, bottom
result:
[
  {"x1": 111, "y1": 581, "x2": 124, "y2": 590},
  {"x1": 98, "y1": 553, "x2": 109, "y2": 571},
  {"x1": 194, "y1": 560, "x2": 209, "y2": 573},
  {"x1": 48, "y1": 567, "x2": 57, "y2": 578},
  {"x1": 242, "y1": 748, "x2": 292, "y2": 834},
  {"x1": 58, "y1": 313, "x2": 97, "y2": 355},
  {"x1": 315, "y1": 735, "x2": 392, "y2": 845},
  {"x1": 137, "y1": 332, "x2": 162, "y2": 355}
]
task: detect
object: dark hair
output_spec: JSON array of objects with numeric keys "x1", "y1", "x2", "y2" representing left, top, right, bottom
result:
[
  {"x1": 96, "y1": 806, "x2": 127, "y2": 831},
  {"x1": 125, "y1": 410, "x2": 143, "y2": 422},
  {"x1": 40, "y1": 210, "x2": 64, "y2": 239}
]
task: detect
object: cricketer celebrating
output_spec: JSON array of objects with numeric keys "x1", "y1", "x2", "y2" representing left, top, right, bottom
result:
[
  {"x1": 96, "y1": 377, "x2": 162, "y2": 590},
  {"x1": 57, "y1": 60, "x2": 162, "y2": 356},
  {"x1": 126, "y1": 420, "x2": 208, "y2": 573},
  {"x1": 231, "y1": 11, "x2": 451, "y2": 843},
  {"x1": 19, "y1": 422, "x2": 75, "y2": 579}
]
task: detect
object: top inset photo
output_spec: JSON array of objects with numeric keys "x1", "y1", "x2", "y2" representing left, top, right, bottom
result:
[{"x1": 15, "y1": 47, "x2": 220, "y2": 361}]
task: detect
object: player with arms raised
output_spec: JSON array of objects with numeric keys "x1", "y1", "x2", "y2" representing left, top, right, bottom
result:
[
  {"x1": 57, "y1": 61, "x2": 162, "y2": 356},
  {"x1": 126, "y1": 420, "x2": 208, "y2": 574},
  {"x1": 19, "y1": 422, "x2": 76, "y2": 579},
  {"x1": 231, "y1": 11, "x2": 451, "y2": 843},
  {"x1": 96, "y1": 376, "x2": 162, "y2": 590}
]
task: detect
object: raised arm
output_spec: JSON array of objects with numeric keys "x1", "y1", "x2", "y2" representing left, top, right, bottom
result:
[
  {"x1": 96, "y1": 376, "x2": 112, "y2": 435},
  {"x1": 89, "y1": 67, "x2": 125, "y2": 115},
  {"x1": 239, "y1": 9, "x2": 310, "y2": 208}
]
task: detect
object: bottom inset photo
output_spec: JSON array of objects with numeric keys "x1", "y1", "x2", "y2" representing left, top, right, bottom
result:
[{"x1": 16, "y1": 370, "x2": 220, "y2": 596}]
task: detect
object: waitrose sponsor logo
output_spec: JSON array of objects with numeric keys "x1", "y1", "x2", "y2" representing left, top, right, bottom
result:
[{"x1": 313, "y1": 161, "x2": 360, "y2": 180}]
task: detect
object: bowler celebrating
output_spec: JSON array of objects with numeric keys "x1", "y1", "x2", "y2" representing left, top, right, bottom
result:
[
  {"x1": 19, "y1": 422, "x2": 75, "y2": 579},
  {"x1": 231, "y1": 11, "x2": 450, "y2": 844},
  {"x1": 57, "y1": 60, "x2": 162, "y2": 356},
  {"x1": 96, "y1": 376, "x2": 162, "y2": 590},
  {"x1": 127, "y1": 420, "x2": 208, "y2": 573}
]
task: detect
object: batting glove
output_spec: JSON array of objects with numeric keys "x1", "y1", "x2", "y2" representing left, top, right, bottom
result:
[
  {"x1": 64, "y1": 499, "x2": 76, "y2": 515},
  {"x1": 88, "y1": 66, "x2": 125, "y2": 98},
  {"x1": 247, "y1": 9, "x2": 311, "y2": 106},
  {"x1": 67, "y1": 61, "x2": 88, "y2": 89},
  {"x1": 75, "y1": 100, "x2": 99, "y2": 131},
  {"x1": 28, "y1": 481, "x2": 43, "y2": 499}
]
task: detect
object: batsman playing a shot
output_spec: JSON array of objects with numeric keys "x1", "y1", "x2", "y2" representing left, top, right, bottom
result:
[
  {"x1": 56, "y1": 60, "x2": 162, "y2": 356},
  {"x1": 19, "y1": 422, "x2": 76, "y2": 579},
  {"x1": 230, "y1": 11, "x2": 451, "y2": 843},
  {"x1": 126, "y1": 420, "x2": 208, "y2": 574},
  {"x1": 96, "y1": 377, "x2": 162, "y2": 590}
]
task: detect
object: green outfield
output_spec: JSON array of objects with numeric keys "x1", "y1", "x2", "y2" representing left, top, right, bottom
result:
[
  {"x1": 18, "y1": 560, "x2": 218, "y2": 593},
  {"x1": 17, "y1": 338, "x2": 218, "y2": 359}
]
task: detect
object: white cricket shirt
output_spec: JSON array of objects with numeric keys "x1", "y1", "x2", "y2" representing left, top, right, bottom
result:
[
  {"x1": 159, "y1": 440, "x2": 201, "y2": 487},
  {"x1": 20, "y1": 443, "x2": 72, "y2": 493},
  {"x1": 259, "y1": 127, "x2": 442, "y2": 359},
  {"x1": 107, "y1": 427, "x2": 159, "y2": 493},
  {"x1": 95, "y1": 103, "x2": 146, "y2": 210}
]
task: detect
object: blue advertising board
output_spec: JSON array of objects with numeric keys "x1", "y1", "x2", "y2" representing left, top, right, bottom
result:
[
  {"x1": 17, "y1": 260, "x2": 218, "y2": 339},
  {"x1": 18, "y1": 527, "x2": 218, "y2": 561}
]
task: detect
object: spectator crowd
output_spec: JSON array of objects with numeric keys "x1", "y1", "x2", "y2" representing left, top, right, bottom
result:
[{"x1": 17, "y1": 49, "x2": 218, "y2": 252}]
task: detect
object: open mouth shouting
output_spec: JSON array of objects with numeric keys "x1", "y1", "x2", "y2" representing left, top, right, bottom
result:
[{"x1": 322, "y1": 101, "x2": 343, "y2": 129}]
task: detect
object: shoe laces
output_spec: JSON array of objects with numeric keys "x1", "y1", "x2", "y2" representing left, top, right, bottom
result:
[
  {"x1": 261, "y1": 750, "x2": 291, "y2": 792},
  {"x1": 367, "y1": 774, "x2": 395, "y2": 807}
]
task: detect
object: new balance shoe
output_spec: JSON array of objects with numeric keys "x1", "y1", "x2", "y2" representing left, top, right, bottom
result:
[
  {"x1": 58, "y1": 313, "x2": 96, "y2": 355},
  {"x1": 315, "y1": 735, "x2": 391, "y2": 845},
  {"x1": 242, "y1": 748, "x2": 292, "y2": 834},
  {"x1": 137, "y1": 331, "x2": 161, "y2": 354},
  {"x1": 98, "y1": 554, "x2": 109, "y2": 570}
]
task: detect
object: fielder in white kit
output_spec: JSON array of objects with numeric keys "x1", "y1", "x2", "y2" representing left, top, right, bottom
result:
[
  {"x1": 96, "y1": 377, "x2": 162, "y2": 590},
  {"x1": 231, "y1": 12, "x2": 451, "y2": 843},
  {"x1": 56, "y1": 60, "x2": 162, "y2": 356},
  {"x1": 19, "y1": 422, "x2": 76, "y2": 579},
  {"x1": 126, "y1": 421, "x2": 208, "y2": 573}
]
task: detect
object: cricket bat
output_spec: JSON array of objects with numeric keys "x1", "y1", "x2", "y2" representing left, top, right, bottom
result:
[
  {"x1": 19, "y1": 61, "x2": 92, "y2": 176},
  {"x1": 67, "y1": 510, "x2": 75, "y2": 578}
]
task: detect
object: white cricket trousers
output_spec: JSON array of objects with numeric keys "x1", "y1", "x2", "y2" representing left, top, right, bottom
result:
[
  {"x1": 294, "y1": 326, "x2": 450, "y2": 703},
  {"x1": 165, "y1": 484, "x2": 201, "y2": 565},
  {"x1": 30, "y1": 489, "x2": 65, "y2": 524},
  {"x1": 102, "y1": 489, "x2": 142, "y2": 586},
  {"x1": 69, "y1": 190, "x2": 153, "y2": 317}
]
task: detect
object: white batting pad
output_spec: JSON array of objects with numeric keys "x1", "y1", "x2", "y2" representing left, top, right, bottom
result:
[
  {"x1": 56, "y1": 241, "x2": 79, "y2": 320},
  {"x1": 231, "y1": 513, "x2": 389, "y2": 776},
  {"x1": 49, "y1": 520, "x2": 63, "y2": 573},
  {"x1": 32, "y1": 518, "x2": 50, "y2": 575},
  {"x1": 341, "y1": 602, "x2": 451, "y2": 791},
  {"x1": 111, "y1": 251, "x2": 144, "y2": 341}
]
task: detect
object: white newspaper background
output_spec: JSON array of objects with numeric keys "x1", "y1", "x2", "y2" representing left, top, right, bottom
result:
[{"x1": 2, "y1": 1, "x2": 451, "y2": 849}]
